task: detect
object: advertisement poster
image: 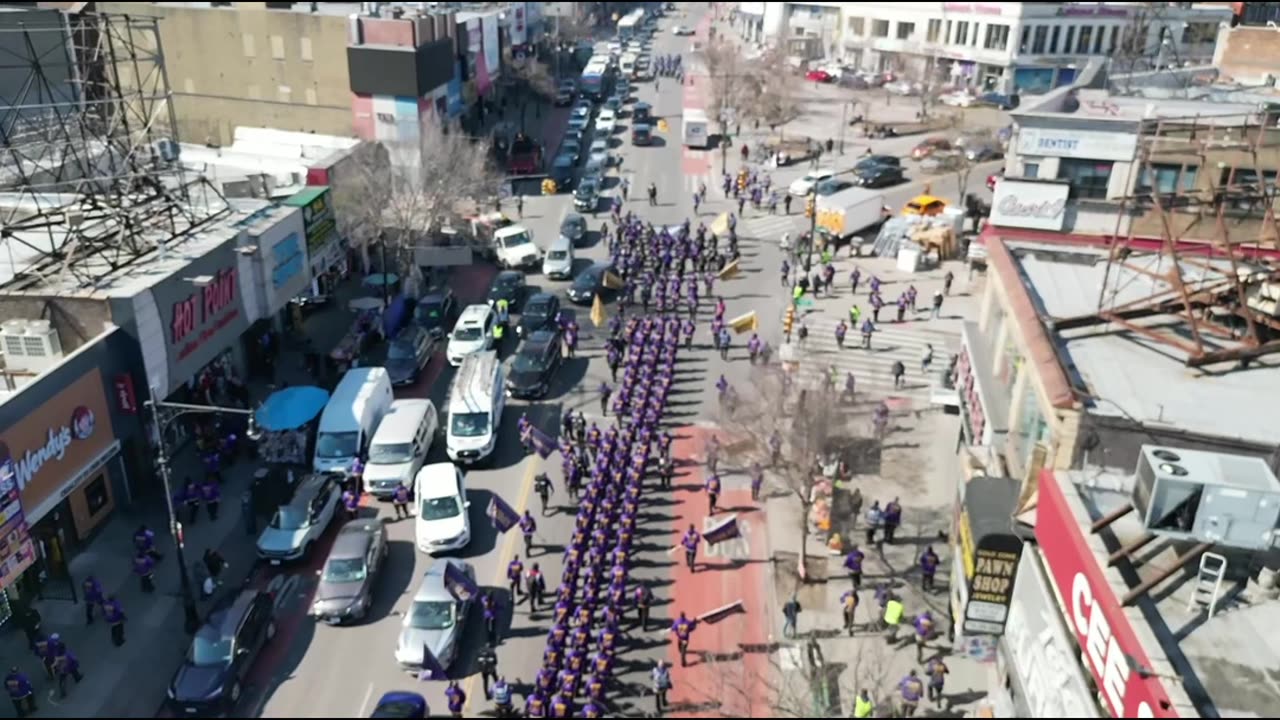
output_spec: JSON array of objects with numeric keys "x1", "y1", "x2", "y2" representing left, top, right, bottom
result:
[
  {"x1": 482, "y1": 14, "x2": 501, "y2": 86},
  {"x1": 0, "y1": 460, "x2": 36, "y2": 594},
  {"x1": 509, "y1": 2, "x2": 527, "y2": 46}
]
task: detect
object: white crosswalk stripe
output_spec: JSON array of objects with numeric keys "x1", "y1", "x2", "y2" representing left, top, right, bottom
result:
[
  {"x1": 739, "y1": 212, "x2": 808, "y2": 241},
  {"x1": 787, "y1": 317, "x2": 960, "y2": 407}
]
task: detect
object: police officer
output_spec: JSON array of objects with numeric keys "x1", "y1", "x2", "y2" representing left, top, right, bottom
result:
[
  {"x1": 853, "y1": 689, "x2": 874, "y2": 719},
  {"x1": 82, "y1": 575, "x2": 104, "y2": 625},
  {"x1": 519, "y1": 510, "x2": 537, "y2": 557},
  {"x1": 5, "y1": 667, "x2": 35, "y2": 717},
  {"x1": 652, "y1": 660, "x2": 673, "y2": 715},
  {"x1": 103, "y1": 595, "x2": 126, "y2": 646},
  {"x1": 445, "y1": 680, "x2": 466, "y2": 718},
  {"x1": 476, "y1": 643, "x2": 498, "y2": 698},
  {"x1": 392, "y1": 483, "x2": 411, "y2": 519},
  {"x1": 534, "y1": 473, "x2": 553, "y2": 516}
]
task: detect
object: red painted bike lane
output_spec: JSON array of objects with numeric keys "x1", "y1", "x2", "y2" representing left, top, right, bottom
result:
[{"x1": 665, "y1": 426, "x2": 772, "y2": 718}]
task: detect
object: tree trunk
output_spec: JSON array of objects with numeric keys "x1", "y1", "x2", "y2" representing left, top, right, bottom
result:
[{"x1": 797, "y1": 499, "x2": 810, "y2": 582}]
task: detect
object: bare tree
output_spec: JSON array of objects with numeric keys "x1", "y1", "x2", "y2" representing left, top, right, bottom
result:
[
  {"x1": 330, "y1": 116, "x2": 502, "y2": 293},
  {"x1": 506, "y1": 55, "x2": 557, "y2": 132},
  {"x1": 701, "y1": 37, "x2": 754, "y2": 173},
  {"x1": 747, "y1": 48, "x2": 805, "y2": 143}
]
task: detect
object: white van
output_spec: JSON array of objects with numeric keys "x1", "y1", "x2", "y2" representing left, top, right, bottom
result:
[
  {"x1": 445, "y1": 351, "x2": 505, "y2": 465},
  {"x1": 542, "y1": 233, "x2": 575, "y2": 280},
  {"x1": 314, "y1": 367, "x2": 394, "y2": 474},
  {"x1": 362, "y1": 399, "x2": 439, "y2": 498}
]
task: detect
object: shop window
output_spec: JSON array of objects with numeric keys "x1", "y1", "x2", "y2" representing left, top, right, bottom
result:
[
  {"x1": 1032, "y1": 26, "x2": 1048, "y2": 54},
  {"x1": 1093, "y1": 25, "x2": 1106, "y2": 54},
  {"x1": 1064, "y1": 26, "x2": 1076, "y2": 54},
  {"x1": 955, "y1": 20, "x2": 970, "y2": 45},
  {"x1": 928, "y1": 18, "x2": 943, "y2": 43},
  {"x1": 1023, "y1": 162, "x2": 1039, "y2": 179},
  {"x1": 1109, "y1": 26, "x2": 1119, "y2": 53},
  {"x1": 872, "y1": 19, "x2": 890, "y2": 38},
  {"x1": 1049, "y1": 26, "x2": 1061, "y2": 54},
  {"x1": 1077, "y1": 25, "x2": 1093, "y2": 54},
  {"x1": 1059, "y1": 158, "x2": 1113, "y2": 199},
  {"x1": 897, "y1": 22, "x2": 915, "y2": 40},
  {"x1": 85, "y1": 475, "x2": 110, "y2": 516}
]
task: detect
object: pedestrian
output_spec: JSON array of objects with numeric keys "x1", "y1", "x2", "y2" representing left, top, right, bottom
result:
[
  {"x1": 913, "y1": 610, "x2": 936, "y2": 662},
  {"x1": 926, "y1": 656, "x2": 950, "y2": 709},
  {"x1": 635, "y1": 583, "x2": 654, "y2": 631},
  {"x1": 103, "y1": 596, "x2": 126, "y2": 646},
  {"x1": 133, "y1": 550, "x2": 155, "y2": 593},
  {"x1": 931, "y1": 290, "x2": 944, "y2": 319},
  {"x1": 182, "y1": 477, "x2": 201, "y2": 524},
  {"x1": 860, "y1": 318, "x2": 874, "y2": 349},
  {"x1": 652, "y1": 660, "x2": 673, "y2": 714},
  {"x1": 782, "y1": 595, "x2": 801, "y2": 638},
  {"x1": 681, "y1": 524, "x2": 701, "y2": 572},
  {"x1": 526, "y1": 563, "x2": 546, "y2": 611},
  {"x1": 899, "y1": 670, "x2": 924, "y2": 717},
  {"x1": 534, "y1": 472, "x2": 553, "y2": 516},
  {"x1": 392, "y1": 483, "x2": 411, "y2": 519},
  {"x1": 81, "y1": 575, "x2": 103, "y2": 625},
  {"x1": 670, "y1": 612, "x2": 696, "y2": 666},
  {"x1": 865, "y1": 501, "x2": 882, "y2": 545},
  {"x1": 506, "y1": 556, "x2": 524, "y2": 599},
  {"x1": 737, "y1": 195, "x2": 746, "y2": 215},
  {"x1": 835, "y1": 320, "x2": 847, "y2": 349},
  {"x1": 203, "y1": 548, "x2": 226, "y2": 584},
  {"x1": 481, "y1": 591, "x2": 499, "y2": 645},
  {"x1": 15, "y1": 606, "x2": 40, "y2": 654},
  {"x1": 717, "y1": 327, "x2": 731, "y2": 360},
  {"x1": 341, "y1": 486, "x2": 359, "y2": 519},
  {"x1": 884, "y1": 497, "x2": 902, "y2": 543},
  {"x1": 648, "y1": 182, "x2": 658, "y2": 206},
  {"x1": 242, "y1": 488, "x2": 257, "y2": 536},
  {"x1": 477, "y1": 643, "x2": 499, "y2": 698},
  {"x1": 844, "y1": 545, "x2": 865, "y2": 589},
  {"x1": 516, "y1": 195, "x2": 524, "y2": 218},
  {"x1": 841, "y1": 589, "x2": 858, "y2": 636},
  {"x1": 892, "y1": 359, "x2": 905, "y2": 389},
  {"x1": 749, "y1": 461, "x2": 765, "y2": 502},
  {"x1": 201, "y1": 476, "x2": 221, "y2": 521},
  {"x1": 853, "y1": 689, "x2": 875, "y2": 719},
  {"x1": 896, "y1": 294, "x2": 907, "y2": 323},
  {"x1": 944, "y1": 270, "x2": 954, "y2": 296},
  {"x1": 920, "y1": 546, "x2": 940, "y2": 591},
  {"x1": 51, "y1": 647, "x2": 82, "y2": 698},
  {"x1": 784, "y1": 194, "x2": 793, "y2": 214},
  {"x1": 520, "y1": 510, "x2": 537, "y2": 557},
  {"x1": 445, "y1": 680, "x2": 466, "y2": 718},
  {"x1": 921, "y1": 343, "x2": 934, "y2": 374},
  {"x1": 4, "y1": 667, "x2": 35, "y2": 718},
  {"x1": 705, "y1": 473, "x2": 721, "y2": 514}
]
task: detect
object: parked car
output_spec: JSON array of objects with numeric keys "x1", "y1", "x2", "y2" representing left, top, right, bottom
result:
[
  {"x1": 550, "y1": 154, "x2": 575, "y2": 190},
  {"x1": 815, "y1": 178, "x2": 856, "y2": 196},
  {"x1": 856, "y1": 163, "x2": 906, "y2": 188},
  {"x1": 789, "y1": 168, "x2": 835, "y2": 196},
  {"x1": 370, "y1": 692, "x2": 428, "y2": 718},
  {"x1": 507, "y1": 328, "x2": 563, "y2": 399},
  {"x1": 413, "y1": 288, "x2": 456, "y2": 341},
  {"x1": 855, "y1": 154, "x2": 901, "y2": 173},
  {"x1": 486, "y1": 270, "x2": 526, "y2": 309},
  {"x1": 671, "y1": 25, "x2": 693, "y2": 35},
  {"x1": 574, "y1": 176, "x2": 600, "y2": 212},
  {"x1": 885, "y1": 80, "x2": 918, "y2": 96},
  {"x1": 596, "y1": 107, "x2": 617, "y2": 127},
  {"x1": 256, "y1": 472, "x2": 342, "y2": 564},
  {"x1": 566, "y1": 115, "x2": 589, "y2": 135},
  {"x1": 965, "y1": 143, "x2": 1004, "y2": 162},
  {"x1": 604, "y1": 95, "x2": 623, "y2": 113},
  {"x1": 560, "y1": 138, "x2": 583, "y2": 164},
  {"x1": 911, "y1": 136, "x2": 953, "y2": 160},
  {"x1": 838, "y1": 74, "x2": 870, "y2": 90},
  {"x1": 167, "y1": 588, "x2": 276, "y2": 716},
  {"x1": 567, "y1": 262, "x2": 617, "y2": 305},
  {"x1": 311, "y1": 519, "x2": 389, "y2": 625},
  {"x1": 518, "y1": 292, "x2": 561, "y2": 338},
  {"x1": 805, "y1": 69, "x2": 833, "y2": 83},
  {"x1": 559, "y1": 213, "x2": 587, "y2": 244},
  {"x1": 978, "y1": 91, "x2": 1019, "y2": 110},
  {"x1": 395, "y1": 558, "x2": 476, "y2": 671},
  {"x1": 553, "y1": 88, "x2": 574, "y2": 106},
  {"x1": 386, "y1": 325, "x2": 435, "y2": 386}
]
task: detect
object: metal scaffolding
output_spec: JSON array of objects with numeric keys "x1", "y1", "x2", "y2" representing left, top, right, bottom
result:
[
  {"x1": 1057, "y1": 111, "x2": 1280, "y2": 368},
  {"x1": 0, "y1": 10, "x2": 227, "y2": 290}
]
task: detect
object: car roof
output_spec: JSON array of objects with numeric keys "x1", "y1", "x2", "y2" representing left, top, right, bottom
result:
[
  {"x1": 526, "y1": 291, "x2": 556, "y2": 305},
  {"x1": 415, "y1": 462, "x2": 459, "y2": 500},
  {"x1": 495, "y1": 270, "x2": 522, "y2": 282},
  {"x1": 414, "y1": 559, "x2": 466, "y2": 602},
  {"x1": 205, "y1": 588, "x2": 262, "y2": 633},
  {"x1": 331, "y1": 519, "x2": 379, "y2": 559},
  {"x1": 457, "y1": 304, "x2": 493, "y2": 325},
  {"x1": 561, "y1": 213, "x2": 584, "y2": 226},
  {"x1": 372, "y1": 399, "x2": 433, "y2": 444},
  {"x1": 526, "y1": 328, "x2": 559, "y2": 349},
  {"x1": 286, "y1": 472, "x2": 338, "y2": 508}
]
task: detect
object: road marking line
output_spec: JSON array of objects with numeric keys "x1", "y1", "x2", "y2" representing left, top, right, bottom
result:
[
  {"x1": 357, "y1": 682, "x2": 375, "y2": 717},
  {"x1": 461, "y1": 454, "x2": 539, "y2": 715}
]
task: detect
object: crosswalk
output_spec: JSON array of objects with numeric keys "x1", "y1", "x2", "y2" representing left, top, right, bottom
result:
[
  {"x1": 738, "y1": 212, "x2": 809, "y2": 242},
  {"x1": 787, "y1": 314, "x2": 960, "y2": 409}
]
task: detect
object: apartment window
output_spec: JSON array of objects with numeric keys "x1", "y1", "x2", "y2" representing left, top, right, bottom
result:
[
  {"x1": 305, "y1": 87, "x2": 318, "y2": 106},
  {"x1": 270, "y1": 35, "x2": 285, "y2": 60},
  {"x1": 927, "y1": 18, "x2": 943, "y2": 43},
  {"x1": 1032, "y1": 25, "x2": 1048, "y2": 54},
  {"x1": 872, "y1": 19, "x2": 890, "y2": 38},
  {"x1": 300, "y1": 37, "x2": 313, "y2": 62},
  {"x1": 1049, "y1": 26, "x2": 1061, "y2": 54},
  {"x1": 277, "y1": 85, "x2": 292, "y2": 102},
  {"x1": 848, "y1": 17, "x2": 865, "y2": 36},
  {"x1": 972, "y1": 22, "x2": 981, "y2": 46},
  {"x1": 897, "y1": 21, "x2": 915, "y2": 40},
  {"x1": 794, "y1": 26, "x2": 805, "y2": 36},
  {"x1": 1093, "y1": 25, "x2": 1105, "y2": 53},
  {"x1": 1059, "y1": 158, "x2": 1113, "y2": 199},
  {"x1": 1108, "y1": 26, "x2": 1119, "y2": 53},
  {"x1": 1064, "y1": 26, "x2": 1076, "y2": 54},
  {"x1": 1023, "y1": 162, "x2": 1040, "y2": 179},
  {"x1": 1020, "y1": 25, "x2": 1030, "y2": 52},
  {"x1": 984, "y1": 24, "x2": 1009, "y2": 51},
  {"x1": 242, "y1": 33, "x2": 256, "y2": 58},
  {"x1": 955, "y1": 20, "x2": 970, "y2": 45},
  {"x1": 1137, "y1": 164, "x2": 1186, "y2": 195},
  {"x1": 947, "y1": 20, "x2": 954, "y2": 43},
  {"x1": 1077, "y1": 26, "x2": 1093, "y2": 54}
]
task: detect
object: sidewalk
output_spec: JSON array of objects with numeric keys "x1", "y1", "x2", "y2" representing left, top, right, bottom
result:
[{"x1": 0, "y1": 279, "x2": 369, "y2": 719}]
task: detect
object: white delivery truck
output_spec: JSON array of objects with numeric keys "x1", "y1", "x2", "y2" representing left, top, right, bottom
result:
[
  {"x1": 814, "y1": 186, "x2": 888, "y2": 255},
  {"x1": 682, "y1": 108, "x2": 709, "y2": 149}
]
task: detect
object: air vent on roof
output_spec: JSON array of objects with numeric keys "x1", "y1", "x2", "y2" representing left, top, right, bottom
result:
[
  {"x1": 1153, "y1": 449, "x2": 1182, "y2": 462},
  {"x1": 0, "y1": 320, "x2": 64, "y2": 373},
  {"x1": 1158, "y1": 462, "x2": 1189, "y2": 477}
]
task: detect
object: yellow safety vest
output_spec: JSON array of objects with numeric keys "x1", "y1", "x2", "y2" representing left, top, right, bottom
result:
[
  {"x1": 884, "y1": 599, "x2": 904, "y2": 626},
  {"x1": 854, "y1": 696, "x2": 874, "y2": 718},
  {"x1": 494, "y1": 324, "x2": 505, "y2": 340},
  {"x1": 793, "y1": 286, "x2": 804, "y2": 301}
]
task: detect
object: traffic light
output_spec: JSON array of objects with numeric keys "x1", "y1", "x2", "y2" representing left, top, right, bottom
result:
[{"x1": 783, "y1": 306, "x2": 796, "y2": 337}]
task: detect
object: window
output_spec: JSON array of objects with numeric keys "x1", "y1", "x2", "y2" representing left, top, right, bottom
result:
[
  {"x1": 955, "y1": 20, "x2": 969, "y2": 45},
  {"x1": 1023, "y1": 162, "x2": 1039, "y2": 179},
  {"x1": 1109, "y1": 26, "x2": 1119, "y2": 53},
  {"x1": 1093, "y1": 25, "x2": 1105, "y2": 53},
  {"x1": 1032, "y1": 25, "x2": 1048, "y2": 54},
  {"x1": 872, "y1": 19, "x2": 890, "y2": 38},
  {"x1": 84, "y1": 473, "x2": 110, "y2": 516},
  {"x1": 300, "y1": 36, "x2": 313, "y2": 62},
  {"x1": 1137, "y1": 163, "x2": 1184, "y2": 195},
  {"x1": 793, "y1": 27, "x2": 805, "y2": 37},
  {"x1": 277, "y1": 85, "x2": 292, "y2": 102},
  {"x1": 848, "y1": 17, "x2": 864, "y2": 36},
  {"x1": 305, "y1": 87, "x2": 318, "y2": 106},
  {"x1": 972, "y1": 22, "x2": 981, "y2": 46},
  {"x1": 927, "y1": 18, "x2": 943, "y2": 43},
  {"x1": 897, "y1": 21, "x2": 915, "y2": 40},
  {"x1": 1183, "y1": 22, "x2": 1217, "y2": 45},
  {"x1": 946, "y1": 20, "x2": 953, "y2": 43},
  {"x1": 270, "y1": 35, "x2": 285, "y2": 60},
  {"x1": 1058, "y1": 158, "x2": 1114, "y2": 199},
  {"x1": 984, "y1": 24, "x2": 1009, "y2": 50},
  {"x1": 242, "y1": 33, "x2": 256, "y2": 58},
  {"x1": 1064, "y1": 26, "x2": 1076, "y2": 53},
  {"x1": 1049, "y1": 26, "x2": 1061, "y2": 53},
  {"x1": 1077, "y1": 26, "x2": 1093, "y2": 54},
  {"x1": 1020, "y1": 25, "x2": 1030, "y2": 52}
]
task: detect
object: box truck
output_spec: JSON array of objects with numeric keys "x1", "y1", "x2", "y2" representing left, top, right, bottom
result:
[{"x1": 682, "y1": 108, "x2": 710, "y2": 149}]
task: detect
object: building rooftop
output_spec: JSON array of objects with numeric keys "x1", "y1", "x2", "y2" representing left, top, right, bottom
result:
[
  {"x1": 180, "y1": 127, "x2": 362, "y2": 199},
  {"x1": 1007, "y1": 240, "x2": 1280, "y2": 446},
  {"x1": 1017, "y1": 85, "x2": 1263, "y2": 123},
  {"x1": 1053, "y1": 466, "x2": 1280, "y2": 718}
]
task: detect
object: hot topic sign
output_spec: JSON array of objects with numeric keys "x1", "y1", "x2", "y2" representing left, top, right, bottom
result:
[{"x1": 170, "y1": 267, "x2": 240, "y2": 361}]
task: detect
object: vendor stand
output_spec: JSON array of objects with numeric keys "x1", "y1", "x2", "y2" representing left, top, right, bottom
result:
[
  {"x1": 254, "y1": 386, "x2": 330, "y2": 466},
  {"x1": 331, "y1": 306, "x2": 384, "y2": 371}
]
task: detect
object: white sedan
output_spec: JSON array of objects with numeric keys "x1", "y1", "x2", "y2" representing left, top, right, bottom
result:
[
  {"x1": 939, "y1": 91, "x2": 977, "y2": 107},
  {"x1": 672, "y1": 25, "x2": 693, "y2": 36},
  {"x1": 789, "y1": 168, "x2": 835, "y2": 196}
]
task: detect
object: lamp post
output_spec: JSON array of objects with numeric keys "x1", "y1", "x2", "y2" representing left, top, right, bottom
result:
[{"x1": 146, "y1": 391, "x2": 261, "y2": 633}]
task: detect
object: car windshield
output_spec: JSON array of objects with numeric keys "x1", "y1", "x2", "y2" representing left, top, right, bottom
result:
[
  {"x1": 512, "y1": 351, "x2": 549, "y2": 374},
  {"x1": 496, "y1": 275, "x2": 520, "y2": 289},
  {"x1": 525, "y1": 301, "x2": 550, "y2": 321},
  {"x1": 421, "y1": 495, "x2": 463, "y2": 521},
  {"x1": 577, "y1": 184, "x2": 596, "y2": 196},
  {"x1": 499, "y1": 231, "x2": 532, "y2": 248},
  {"x1": 315, "y1": 431, "x2": 358, "y2": 459},
  {"x1": 547, "y1": 250, "x2": 569, "y2": 261},
  {"x1": 408, "y1": 600, "x2": 455, "y2": 630},
  {"x1": 368, "y1": 442, "x2": 414, "y2": 465},
  {"x1": 414, "y1": 301, "x2": 444, "y2": 324},
  {"x1": 323, "y1": 556, "x2": 367, "y2": 584},
  {"x1": 271, "y1": 506, "x2": 311, "y2": 530},
  {"x1": 189, "y1": 631, "x2": 233, "y2": 667},
  {"x1": 450, "y1": 412, "x2": 490, "y2": 438},
  {"x1": 387, "y1": 340, "x2": 417, "y2": 361},
  {"x1": 453, "y1": 326, "x2": 483, "y2": 342}
]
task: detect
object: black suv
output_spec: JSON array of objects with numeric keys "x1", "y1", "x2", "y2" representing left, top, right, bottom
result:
[
  {"x1": 168, "y1": 588, "x2": 276, "y2": 716},
  {"x1": 414, "y1": 287, "x2": 457, "y2": 340},
  {"x1": 518, "y1": 293, "x2": 560, "y2": 338},
  {"x1": 487, "y1": 270, "x2": 526, "y2": 310},
  {"x1": 507, "y1": 328, "x2": 563, "y2": 399}
]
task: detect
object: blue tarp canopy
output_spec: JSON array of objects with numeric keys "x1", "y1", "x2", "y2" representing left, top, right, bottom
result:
[
  {"x1": 363, "y1": 273, "x2": 400, "y2": 288},
  {"x1": 256, "y1": 386, "x2": 330, "y2": 431}
]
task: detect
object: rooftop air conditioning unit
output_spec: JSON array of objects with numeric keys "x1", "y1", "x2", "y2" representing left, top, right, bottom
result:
[
  {"x1": 1132, "y1": 445, "x2": 1280, "y2": 551},
  {"x1": 1, "y1": 319, "x2": 64, "y2": 374}
]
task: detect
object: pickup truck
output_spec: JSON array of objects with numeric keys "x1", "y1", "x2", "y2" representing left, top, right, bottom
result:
[{"x1": 507, "y1": 134, "x2": 542, "y2": 175}]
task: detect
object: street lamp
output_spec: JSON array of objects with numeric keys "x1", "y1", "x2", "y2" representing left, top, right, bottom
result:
[{"x1": 146, "y1": 391, "x2": 261, "y2": 633}]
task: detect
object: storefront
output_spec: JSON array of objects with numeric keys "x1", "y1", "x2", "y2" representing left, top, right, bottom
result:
[
  {"x1": 0, "y1": 369, "x2": 126, "y2": 612},
  {"x1": 284, "y1": 187, "x2": 345, "y2": 296},
  {"x1": 238, "y1": 204, "x2": 310, "y2": 331},
  {"x1": 950, "y1": 474, "x2": 1022, "y2": 662},
  {"x1": 957, "y1": 321, "x2": 1009, "y2": 467},
  {"x1": 1036, "y1": 470, "x2": 1181, "y2": 718},
  {"x1": 991, "y1": 548, "x2": 1100, "y2": 718}
]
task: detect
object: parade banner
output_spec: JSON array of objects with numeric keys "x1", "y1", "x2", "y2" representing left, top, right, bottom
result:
[
  {"x1": 590, "y1": 294, "x2": 606, "y2": 328},
  {"x1": 603, "y1": 270, "x2": 625, "y2": 290},
  {"x1": 728, "y1": 311, "x2": 758, "y2": 334},
  {"x1": 443, "y1": 561, "x2": 479, "y2": 602},
  {"x1": 718, "y1": 259, "x2": 741, "y2": 280},
  {"x1": 528, "y1": 426, "x2": 556, "y2": 459},
  {"x1": 698, "y1": 599, "x2": 746, "y2": 625},
  {"x1": 704, "y1": 514, "x2": 741, "y2": 545},
  {"x1": 487, "y1": 494, "x2": 520, "y2": 533}
]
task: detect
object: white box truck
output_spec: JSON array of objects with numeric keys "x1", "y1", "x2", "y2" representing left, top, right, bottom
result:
[
  {"x1": 682, "y1": 108, "x2": 709, "y2": 149},
  {"x1": 815, "y1": 186, "x2": 888, "y2": 254}
]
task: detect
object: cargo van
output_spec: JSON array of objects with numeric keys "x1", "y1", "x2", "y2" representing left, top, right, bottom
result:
[
  {"x1": 362, "y1": 399, "x2": 439, "y2": 497},
  {"x1": 445, "y1": 351, "x2": 505, "y2": 465},
  {"x1": 314, "y1": 367, "x2": 394, "y2": 474}
]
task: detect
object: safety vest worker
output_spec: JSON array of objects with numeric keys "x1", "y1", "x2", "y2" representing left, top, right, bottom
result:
[
  {"x1": 496, "y1": 298, "x2": 510, "y2": 324},
  {"x1": 493, "y1": 323, "x2": 506, "y2": 341},
  {"x1": 853, "y1": 690, "x2": 874, "y2": 718}
]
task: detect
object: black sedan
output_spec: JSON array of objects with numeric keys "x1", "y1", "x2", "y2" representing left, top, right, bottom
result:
[
  {"x1": 560, "y1": 213, "x2": 587, "y2": 245},
  {"x1": 567, "y1": 262, "x2": 617, "y2": 305},
  {"x1": 487, "y1": 270, "x2": 526, "y2": 309},
  {"x1": 168, "y1": 589, "x2": 276, "y2": 715},
  {"x1": 312, "y1": 519, "x2": 389, "y2": 624},
  {"x1": 856, "y1": 163, "x2": 906, "y2": 188},
  {"x1": 507, "y1": 328, "x2": 563, "y2": 399},
  {"x1": 385, "y1": 326, "x2": 435, "y2": 386},
  {"x1": 414, "y1": 288, "x2": 456, "y2": 340},
  {"x1": 518, "y1": 293, "x2": 560, "y2": 338},
  {"x1": 855, "y1": 154, "x2": 900, "y2": 171},
  {"x1": 573, "y1": 177, "x2": 600, "y2": 212}
]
